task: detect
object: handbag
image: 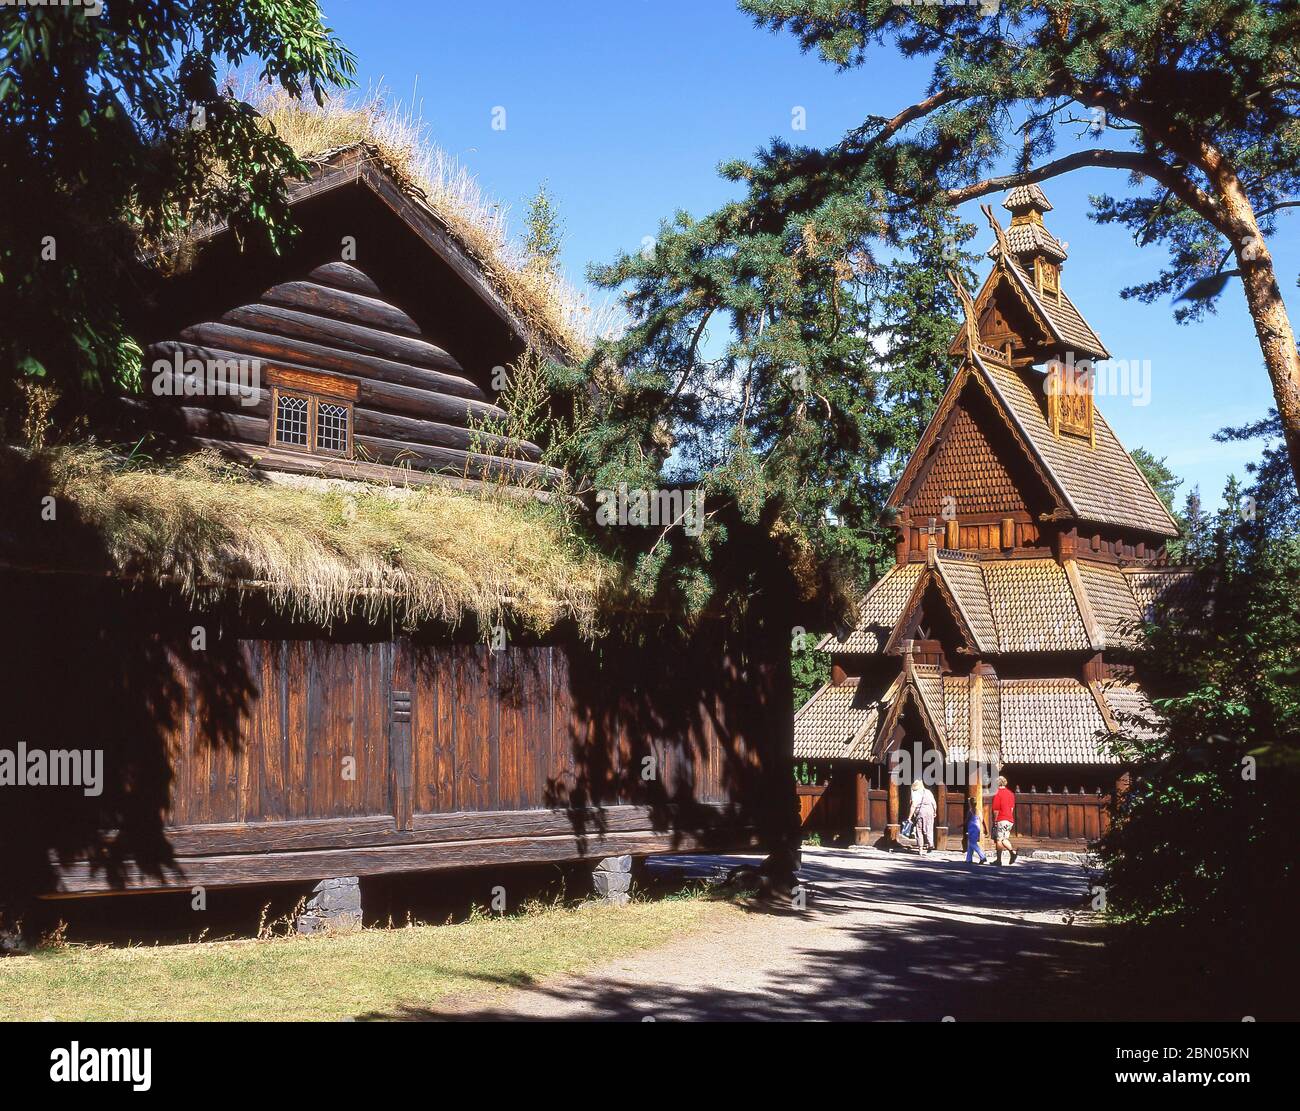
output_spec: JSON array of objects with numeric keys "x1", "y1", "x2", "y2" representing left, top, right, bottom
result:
[{"x1": 900, "y1": 818, "x2": 915, "y2": 839}]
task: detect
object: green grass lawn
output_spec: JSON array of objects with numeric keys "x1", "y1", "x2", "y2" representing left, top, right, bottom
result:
[{"x1": 0, "y1": 896, "x2": 741, "y2": 1021}]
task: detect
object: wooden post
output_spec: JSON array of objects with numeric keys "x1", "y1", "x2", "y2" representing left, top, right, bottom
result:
[
  {"x1": 895, "y1": 508, "x2": 912, "y2": 566},
  {"x1": 886, "y1": 774, "x2": 900, "y2": 844},
  {"x1": 935, "y1": 779, "x2": 949, "y2": 851},
  {"x1": 968, "y1": 663, "x2": 997, "y2": 850},
  {"x1": 854, "y1": 764, "x2": 872, "y2": 845}
]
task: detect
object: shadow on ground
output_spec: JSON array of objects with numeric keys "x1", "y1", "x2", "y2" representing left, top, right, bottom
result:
[{"x1": 354, "y1": 848, "x2": 1268, "y2": 1022}]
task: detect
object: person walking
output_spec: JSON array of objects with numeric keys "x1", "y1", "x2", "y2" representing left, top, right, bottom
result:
[
  {"x1": 964, "y1": 796, "x2": 987, "y2": 864},
  {"x1": 908, "y1": 779, "x2": 937, "y2": 856},
  {"x1": 991, "y1": 775, "x2": 1017, "y2": 865}
]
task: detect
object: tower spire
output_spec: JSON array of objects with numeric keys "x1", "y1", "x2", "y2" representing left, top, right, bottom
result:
[{"x1": 992, "y1": 184, "x2": 1068, "y2": 299}]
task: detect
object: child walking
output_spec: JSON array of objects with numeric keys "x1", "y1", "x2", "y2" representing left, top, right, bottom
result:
[{"x1": 964, "y1": 797, "x2": 987, "y2": 864}]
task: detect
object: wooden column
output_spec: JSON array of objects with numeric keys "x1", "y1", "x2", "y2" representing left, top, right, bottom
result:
[
  {"x1": 886, "y1": 773, "x2": 900, "y2": 843},
  {"x1": 854, "y1": 765, "x2": 872, "y2": 845},
  {"x1": 935, "y1": 780, "x2": 949, "y2": 851}
]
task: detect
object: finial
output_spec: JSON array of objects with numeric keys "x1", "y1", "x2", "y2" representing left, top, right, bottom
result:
[
  {"x1": 981, "y1": 203, "x2": 1012, "y2": 259},
  {"x1": 947, "y1": 268, "x2": 978, "y2": 358}
]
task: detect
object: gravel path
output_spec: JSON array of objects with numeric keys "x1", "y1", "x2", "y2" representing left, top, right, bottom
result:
[{"x1": 422, "y1": 846, "x2": 1112, "y2": 1021}]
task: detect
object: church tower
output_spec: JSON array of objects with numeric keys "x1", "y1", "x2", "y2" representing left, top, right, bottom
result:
[{"x1": 792, "y1": 188, "x2": 1188, "y2": 850}]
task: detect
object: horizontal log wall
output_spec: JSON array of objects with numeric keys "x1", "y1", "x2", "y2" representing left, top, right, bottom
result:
[{"x1": 137, "y1": 259, "x2": 554, "y2": 485}]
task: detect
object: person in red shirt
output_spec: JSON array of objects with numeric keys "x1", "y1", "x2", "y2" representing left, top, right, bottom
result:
[{"x1": 990, "y1": 775, "x2": 1017, "y2": 865}]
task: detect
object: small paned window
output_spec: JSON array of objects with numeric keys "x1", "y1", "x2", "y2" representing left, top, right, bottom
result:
[
  {"x1": 271, "y1": 390, "x2": 352, "y2": 457},
  {"x1": 275, "y1": 393, "x2": 310, "y2": 447},
  {"x1": 316, "y1": 401, "x2": 350, "y2": 454}
]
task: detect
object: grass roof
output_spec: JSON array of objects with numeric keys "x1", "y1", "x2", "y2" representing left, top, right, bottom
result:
[
  {"x1": 1, "y1": 444, "x2": 611, "y2": 637},
  {"x1": 248, "y1": 86, "x2": 622, "y2": 360}
]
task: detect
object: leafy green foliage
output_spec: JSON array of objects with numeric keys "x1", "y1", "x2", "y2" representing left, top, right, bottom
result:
[
  {"x1": 1099, "y1": 417, "x2": 1299, "y2": 1009},
  {"x1": 1129, "y1": 447, "x2": 1183, "y2": 517},
  {"x1": 0, "y1": 1, "x2": 355, "y2": 411},
  {"x1": 522, "y1": 182, "x2": 563, "y2": 277},
  {"x1": 792, "y1": 635, "x2": 831, "y2": 707},
  {"x1": 567, "y1": 159, "x2": 973, "y2": 618}
]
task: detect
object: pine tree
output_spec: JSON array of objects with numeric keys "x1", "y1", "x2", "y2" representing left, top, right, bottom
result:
[
  {"x1": 572, "y1": 166, "x2": 976, "y2": 618},
  {"x1": 728, "y1": 2, "x2": 1300, "y2": 490}
]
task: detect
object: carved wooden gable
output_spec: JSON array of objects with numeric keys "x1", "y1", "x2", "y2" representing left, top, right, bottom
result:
[{"x1": 976, "y1": 271, "x2": 1051, "y2": 362}]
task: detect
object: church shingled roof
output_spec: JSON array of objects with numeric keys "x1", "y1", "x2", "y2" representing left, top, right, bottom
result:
[
  {"x1": 1003, "y1": 183, "x2": 1053, "y2": 212},
  {"x1": 818, "y1": 562, "x2": 924, "y2": 652},
  {"x1": 999, "y1": 256, "x2": 1109, "y2": 359},
  {"x1": 792, "y1": 678, "x2": 888, "y2": 760},
  {"x1": 974, "y1": 354, "x2": 1180, "y2": 536},
  {"x1": 999, "y1": 679, "x2": 1117, "y2": 764}
]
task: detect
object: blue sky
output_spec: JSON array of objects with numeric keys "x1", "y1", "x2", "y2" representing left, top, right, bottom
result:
[{"x1": 322, "y1": 0, "x2": 1296, "y2": 505}]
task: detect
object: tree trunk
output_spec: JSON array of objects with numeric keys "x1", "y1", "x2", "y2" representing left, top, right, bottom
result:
[{"x1": 1219, "y1": 178, "x2": 1300, "y2": 494}]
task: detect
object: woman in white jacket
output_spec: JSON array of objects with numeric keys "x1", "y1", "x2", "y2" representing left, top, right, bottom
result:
[{"x1": 909, "y1": 779, "x2": 937, "y2": 856}]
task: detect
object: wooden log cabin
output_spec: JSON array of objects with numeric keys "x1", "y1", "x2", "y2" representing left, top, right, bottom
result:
[
  {"x1": 0, "y1": 145, "x2": 796, "y2": 917},
  {"x1": 794, "y1": 186, "x2": 1189, "y2": 851}
]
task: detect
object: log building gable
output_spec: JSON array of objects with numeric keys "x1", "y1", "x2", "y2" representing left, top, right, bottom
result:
[{"x1": 132, "y1": 147, "x2": 572, "y2": 491}]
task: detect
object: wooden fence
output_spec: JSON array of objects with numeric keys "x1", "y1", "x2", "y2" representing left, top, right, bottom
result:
[
  {"x1": 795, "y1": 777, "x2": 854, "y2": 835},
  {"x1": 798, "y1": 770, "x2": 1112, "y2": 847}
]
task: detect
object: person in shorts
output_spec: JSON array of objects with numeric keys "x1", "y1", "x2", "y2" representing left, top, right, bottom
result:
[{"x1": 991, "y1": 775, "x2": 1017, "y2": 865}]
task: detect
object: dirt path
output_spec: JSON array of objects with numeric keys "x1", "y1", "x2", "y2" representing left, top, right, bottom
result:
[{"x1": 417, "y1": 846, "x2": 1114, "y2": 1021}]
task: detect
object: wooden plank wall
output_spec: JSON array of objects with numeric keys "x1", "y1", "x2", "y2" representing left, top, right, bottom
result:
[
  {"x1": 794, "y1": 777, "x2": 1110, "y2": 846},
  {"x1": 167, "y1": 640, "x2": 392, "y2": 827},
  {"x1": 0, "y1": 571, "x2": 790, "y2": 897},
  {"x1": 159, "y1": 636, "x2": 757, "y2": 831},
  {"x1": 795, "y1": 775, "x2": 854, "y2": 835}
]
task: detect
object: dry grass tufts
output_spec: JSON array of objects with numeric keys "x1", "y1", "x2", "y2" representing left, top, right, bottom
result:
[
  {"x1": 16, "y1": 444, "x2": 611, "y2": 637},
  {"x1": 246, "y1": 84, "x2": 625, "y2": 357}
]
